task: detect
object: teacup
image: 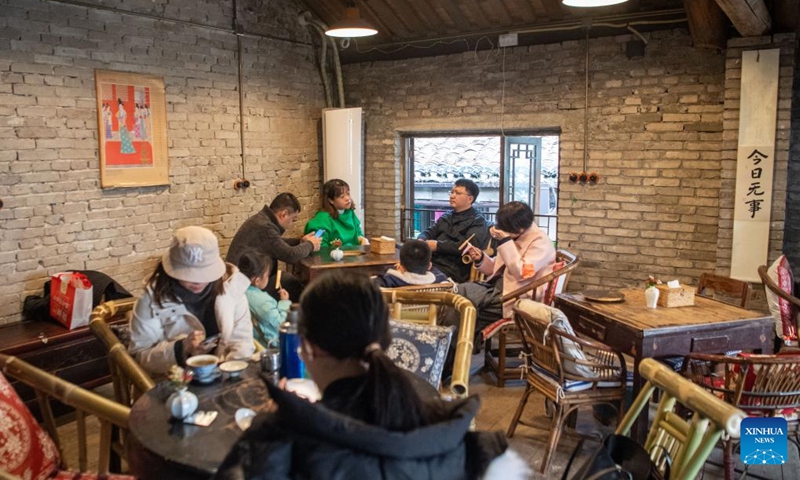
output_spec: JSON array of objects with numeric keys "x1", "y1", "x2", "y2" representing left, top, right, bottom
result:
[{"x1": 186, "y1": 354, "x2": 219, "y2": 382}]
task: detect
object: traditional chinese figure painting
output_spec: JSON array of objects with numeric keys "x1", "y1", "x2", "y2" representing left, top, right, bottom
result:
[{"x1": 95, "y1": 70, "x2": 168, "y2": 188}]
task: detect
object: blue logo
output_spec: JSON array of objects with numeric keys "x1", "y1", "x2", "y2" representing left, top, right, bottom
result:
[{"x1": 740, "y1": 417, "x2": 787, "y2": 465}]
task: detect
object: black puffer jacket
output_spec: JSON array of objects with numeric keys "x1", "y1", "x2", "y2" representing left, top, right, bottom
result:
[
  {"x1": 215, "y1": 379, "x2": 513, "y2": 480},
  {"x1": 418, "y1": 207, "x2": 489, "y2": 283}
]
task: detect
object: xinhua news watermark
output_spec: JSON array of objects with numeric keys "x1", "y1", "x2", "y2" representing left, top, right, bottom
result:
[{"x1": 740, "y1": 417, "x2": 788, "y2": 465}]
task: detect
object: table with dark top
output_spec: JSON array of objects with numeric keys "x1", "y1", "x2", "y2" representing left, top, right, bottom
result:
[
  {"x1": 555, "y1": 287, "x2": 773, "y2": 442},
  {"x1": 128, "y1": 362, "x2": 270, "y2": 479},
  {"x1": 290, "y1": 245, "x2": 399, "y2": 284}
]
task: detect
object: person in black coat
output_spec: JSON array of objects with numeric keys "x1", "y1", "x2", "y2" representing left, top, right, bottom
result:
[
  {"x1": 215, "y1": 271, "x2": 529, "y2": 480},
  {"x1": 417, "y1": 178, "x2": 489, "y2": 283}
]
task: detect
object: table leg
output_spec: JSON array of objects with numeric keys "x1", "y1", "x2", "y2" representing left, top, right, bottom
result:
[{"x1": 630, "y1": 356, "x2": 648, "y2": 443}]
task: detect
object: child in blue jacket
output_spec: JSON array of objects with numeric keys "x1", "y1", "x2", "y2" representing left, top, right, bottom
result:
[{"x1": 237, "y1": 250, "x2": 291, "y2": 347}]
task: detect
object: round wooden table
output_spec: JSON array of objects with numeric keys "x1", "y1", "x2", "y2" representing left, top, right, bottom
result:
[{"x1": 127, "y1": 362, "x2": 269, "y2": 479}]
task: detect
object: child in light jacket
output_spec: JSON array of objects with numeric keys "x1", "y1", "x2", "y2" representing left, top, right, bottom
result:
[{"x1": 237, "y1": 250, "x2": 291, "y2": 347}]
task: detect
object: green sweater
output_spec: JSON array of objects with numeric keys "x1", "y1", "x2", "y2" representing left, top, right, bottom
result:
[{"x1": 304, "y1": 210, "x2": 363, "y2": 247}]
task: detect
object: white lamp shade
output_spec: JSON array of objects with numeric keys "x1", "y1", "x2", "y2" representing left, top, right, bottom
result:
[
  {"x1": 563, "y1": 0, "x2": 628, "y2": 6},
  {"x1": 325, "y1": 7, "x2": 378, "y2": 37}
]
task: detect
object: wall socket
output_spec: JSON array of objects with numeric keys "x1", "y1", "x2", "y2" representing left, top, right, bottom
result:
[{"x1": 498, "y1": 33, "x2": 518, "y2": 48}]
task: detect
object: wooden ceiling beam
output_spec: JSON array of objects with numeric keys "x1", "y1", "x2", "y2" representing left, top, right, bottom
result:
[
  {"x1": 381, "y1": 0, "x2": 430, "y2": 37},
  {"x1": 713, "y1": 0, "x2": 771, "y2": 36},
  {"x1": 479, "y1": 0, "x2": 514, "y2": 26},
  {"x1": 461, "y1": 0, "x2": 494, "y2": 30},
  {"x1": 684, "y1": 0, "x2": 727, "y2": 50},
  {"x1": 355, "y1": 0, "x2": 412, "y2": 38},
  {"x1": 772, "y1": 0, "x2": 800, "y2": 33},
  {"x1": 438, "y1": 0, "x2": 474, "y2": 31}
]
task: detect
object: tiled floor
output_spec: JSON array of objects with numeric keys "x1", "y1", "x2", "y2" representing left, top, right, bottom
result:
[{"x1": 57, "y1": 371, "x2": 797, "y2": 479}]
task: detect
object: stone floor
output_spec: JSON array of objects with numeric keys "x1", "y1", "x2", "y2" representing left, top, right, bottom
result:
[{"x1": 56, "y1": 370, "x2": 798, "y2": 479}]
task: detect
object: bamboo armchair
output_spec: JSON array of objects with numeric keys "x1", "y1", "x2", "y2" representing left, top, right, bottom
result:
[
  {"x1": 89, "y1": 298, "x2": 155, "y2": 407},
  {"x1": 381, "y1": 282, "x2": 455, "y2": 325},
  {"x1": 683, "y1": 352, "x2": 800, "y2": 479},
  {"x1": 614, "y1": 358, "x2": 747, "y2": 480},
  {"x1": 381, "y1": 289, "x2": 476, "y2": 397},
  {"x1": 0, "y1": 353, "x2": 131, "y2": 474},
  {"x1": 484, "y1": 249, "x2": 579, "y2": 386},
  {"x1": 509, "y1": 305, "x2": 627, "y2": 473}
]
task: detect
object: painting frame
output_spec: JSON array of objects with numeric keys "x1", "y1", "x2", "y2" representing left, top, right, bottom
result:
[{"x1": 95, "y1": 70, "x2": 169, "y2": 188}]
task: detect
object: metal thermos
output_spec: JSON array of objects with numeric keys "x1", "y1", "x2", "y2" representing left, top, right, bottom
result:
[{"x1": 279, "y1": 307, "x2": 305, "y2": 379}]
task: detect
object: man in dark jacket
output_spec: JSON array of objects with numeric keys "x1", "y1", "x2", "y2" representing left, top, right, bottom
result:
[
  {"x1": 418, "y1": 179, "x2": 489, "y2": 283},
  {"x1": 226, "y1": 193, "x2": 321, "y2": 301},
  {"x1": 373, "y1": 239, "x2": 449, "y2": 288}
]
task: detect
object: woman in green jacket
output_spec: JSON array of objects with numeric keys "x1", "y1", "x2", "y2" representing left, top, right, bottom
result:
[{"x1": 305, "y1": 179, "x2": 369, "y2": 248}]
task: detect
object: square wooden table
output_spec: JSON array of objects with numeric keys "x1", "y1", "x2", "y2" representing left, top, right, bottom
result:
[
  {"x1": 289, "y1": 245, "x2": 399, "y2": 284},
  {"x1": 555, "y1": 287, "x2": 773, "y2": 441}
]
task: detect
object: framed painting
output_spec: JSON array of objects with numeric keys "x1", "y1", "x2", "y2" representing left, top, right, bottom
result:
[{"x1": 95, "y1": 70, "x2": 169, "y2": 188}]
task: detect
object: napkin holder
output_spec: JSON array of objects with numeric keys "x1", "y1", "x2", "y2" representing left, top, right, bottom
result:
[
  {"x1": 370, "y1": 236, "x2": 396, "y2": 255},
  {"x1": 655, "y1": 283, "x2": 695, "y2": 307}
]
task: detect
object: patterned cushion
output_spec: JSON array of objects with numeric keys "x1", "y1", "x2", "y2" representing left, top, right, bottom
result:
[
  {"x1": 766, "y1": 255, "x2": 797, "y2": 345},
  {"x1": 0, "y1": 371, "x2": 60, "y2": 480},
  {"x1": 387, "y1": 321, "x2": 453, "y2": 389},
  {"x1": 51, "y1": 471, "x2": 136, "y2": 480}
]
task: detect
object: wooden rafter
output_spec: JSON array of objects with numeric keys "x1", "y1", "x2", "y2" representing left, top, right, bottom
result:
[
  {"x1": 714, "y1": 0, "x2": 771, "y2": 36},
  {"x1": 684, "y1": 0, "x2": 727, "y2": 50}
]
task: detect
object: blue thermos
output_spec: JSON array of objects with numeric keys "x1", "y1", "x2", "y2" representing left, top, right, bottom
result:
[{"x1": 279, "y1": 307, "x2": 305, "y2": 379}]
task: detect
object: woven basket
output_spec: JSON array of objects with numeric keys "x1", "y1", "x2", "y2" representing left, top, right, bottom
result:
[
  {"x1": 655, "y1": 285, "x2": 695, "y2": 307},
  {"x1": 370, "y1": 237, "x2": 396, "y2": 255}
]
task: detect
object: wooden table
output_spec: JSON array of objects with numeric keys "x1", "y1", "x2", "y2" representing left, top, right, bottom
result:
[
  {"x1": 127, "y1": 362, "x2": 269, "y2": 479},
  {"x1": 290, "y1": 245, "x2": 399, "y2": 284},
  {"x1": 555, "y1": 288, "x2": 773, "y2": 442}
]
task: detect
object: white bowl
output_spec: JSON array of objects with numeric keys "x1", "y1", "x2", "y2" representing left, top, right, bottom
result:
[
  {"x1": 219, "y1": 360, "x2": 248, "y2": 377},
  {"x1": 285, "y1": 378, "x2": 321, "y2": 403}
]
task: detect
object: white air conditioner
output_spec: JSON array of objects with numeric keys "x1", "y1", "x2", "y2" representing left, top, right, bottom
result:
[{"x1": 322, "y1": 107, "x2": 364, "y2": 226}]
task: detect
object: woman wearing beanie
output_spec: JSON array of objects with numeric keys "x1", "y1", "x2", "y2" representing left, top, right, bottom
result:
[
  {"x1": 129, "y1": 226, "x2": 255, "y2": 375},
  {"x1": 216, "y1": 270, "x2": 529, "y2": 480}
]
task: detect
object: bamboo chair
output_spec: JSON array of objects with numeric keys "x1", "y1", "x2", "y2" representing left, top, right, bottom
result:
[
  {"x1": 0, "y1": 353, "x2": 131, "y2": 475},
  {"x1": 683, "y1": 353, "x2": 800, "y2": 479},
  {"x1": 89, "y1": 298, "x2": 155, "y2": 407},
  {"x1": 697, "y1": 273, "x2": 752, "y2": 309},
  {"x1": 483, "y1": 249, "x2": 579, "y2": 386},
  {"x1": 381, "y1": 289, "x2": 476, "y2": 397},
  {"x1": 613, "y1": 358, "x2": 747, "y2": 479},
  {"x1": 508, "y1": 305, "x2": 627, "y2": 473},
  {"x1": 381, "y1": 282, "x2": 456, "y2": 325}
]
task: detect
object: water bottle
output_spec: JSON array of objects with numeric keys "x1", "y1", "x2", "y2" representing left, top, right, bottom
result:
[{"x1": 279, "y1": 307, "x2": 305, "y2": 379}]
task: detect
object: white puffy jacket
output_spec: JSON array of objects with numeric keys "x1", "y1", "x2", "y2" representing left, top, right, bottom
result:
[{"x1": 128, "y1": 264, "x2": 255, "y2": 375}]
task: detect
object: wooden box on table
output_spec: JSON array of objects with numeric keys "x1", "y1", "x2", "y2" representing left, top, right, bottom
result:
[
  {"x1": 370, "y1": 237, "x2": 396, "y2": 255},
  {"x1": 656, "y1": 284, "x2": 695, "y2": 307}
]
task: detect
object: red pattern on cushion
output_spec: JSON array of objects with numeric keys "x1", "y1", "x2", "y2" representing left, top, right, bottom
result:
[
  {"x1": 775, "y1": 256, "x2": 797, "y2": 344},
  {"x1": 51, "y1": 471, "x2": 136, "y2": 480},
  {"x1": 481, "y1": 318, "x2": 514, "y2": 342},
  {"x1": 734, "y1": 352, "x2": 800, "y2": 418},
  {"x1": 541, "y1": 260, "x2": 566, "y2": 306},
  {"x1": 0, "y1": 371, "x2": 60, "y2": 480}
]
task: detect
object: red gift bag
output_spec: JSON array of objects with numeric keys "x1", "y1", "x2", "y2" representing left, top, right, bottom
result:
[{"x1": 49, "y1": 272, "x2": 93, "y2": 330}]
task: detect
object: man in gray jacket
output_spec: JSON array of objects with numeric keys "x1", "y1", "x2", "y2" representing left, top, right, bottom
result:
[{"x1": 226, "y1": 193, "x2": 321, "y2": 301}]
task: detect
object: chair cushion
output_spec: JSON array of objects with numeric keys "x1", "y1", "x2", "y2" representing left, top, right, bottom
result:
[
  {"x1": 766, "y1": 255, "x2": 798, "y2": 346},
  {"x1": 0, "y1": 371, "x2": 60, "y2": 480},
  {"x1": 387, "y1": 320, "x2": 453, "y2": 389},
  {"x1": 51, "y1": 472, "x2": 136, "y2": 480},
  {"x1": 541, "y1": 260, "x2": 567, "y2": 306}
]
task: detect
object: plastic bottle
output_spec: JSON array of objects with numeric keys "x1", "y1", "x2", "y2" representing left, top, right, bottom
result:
[{"x1": 279, "y1": 306, "x2": 305, "y2": 379}]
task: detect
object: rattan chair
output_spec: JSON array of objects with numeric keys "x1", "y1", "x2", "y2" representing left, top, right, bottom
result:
[
  {"x1": 697, "y1": 273, "x2": 752, "y2": 309},
  {"x1": 89, "y1": 298, "x2": 155, "y2": 407},
  {"x1": 0, "y1": 353, "x2": 131, "y2": 475},
  {"x1": 381, "y1": 289, "x2": 476, "y2": 397},
  {"x1": 684, "y1": 352, "x2": 800, "y2": 479},
  {"x1": 508, "y1": 304, "x2": 627, "y2": 473},
  {"x1": 483, "y1": 249, "x2": 579, "y2": 386},
  {"x1": 381, "y1": 282, "x2": 456, "y2": 325}
]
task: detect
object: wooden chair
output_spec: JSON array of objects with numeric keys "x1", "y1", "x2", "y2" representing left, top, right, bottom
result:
[
  {"x1": 483, "y1": 249, "x2": 579, "y2": 386},
  {"x1": 381, "y1": 289, "x2": 476, "y2": 397},
  {"x1": 0, "y1": 353, "x2": 132, "y2": 476},
  {"x1": 758, "y1": 264, "x2": 800, "y2": 313},
  {"x1": 697, "y1": 273, "x2": 752, "y2": 309},
  {"x1": 683, "y1": 352, "x2": 800, "y2": 479},
  {"x1": 508, "y1": 305, "x2": 627, "y2": 473},
  {"x1": 89, "y1": 298, "x2": 155, "y2": 407},
  {"x1": 614, "y1": 358, "x2": 747, "y2": 479}
]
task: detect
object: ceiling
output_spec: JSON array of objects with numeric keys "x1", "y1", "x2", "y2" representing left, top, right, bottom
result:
[
  {"x1": 299, "y1": 0, "x2": 799, "y2": 63},
  {"x1": 301, "y1": 0, "x2": 690, "y2": 63}
]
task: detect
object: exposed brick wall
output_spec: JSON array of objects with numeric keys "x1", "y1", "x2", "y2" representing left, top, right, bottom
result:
[
  {"x1": 345, "y1": 29, "x2": 793, "y2": 292},
  {"x1": 0, "y1": 0, "x2": 324, "y2": 325},
  {"x1": 718, "y1": 35, "x2": 797, "y2": 274}
]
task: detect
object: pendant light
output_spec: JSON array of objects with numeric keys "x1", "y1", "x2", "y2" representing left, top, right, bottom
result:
[
  {"x1": 325, "y1": 7, "x2": 378, "y2": 38},
  {"x1": 563, "y1": 0, "x2": 628, "y2": 7}
]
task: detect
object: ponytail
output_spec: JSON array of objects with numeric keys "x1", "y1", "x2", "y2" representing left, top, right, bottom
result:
[{"x1": 362, "y1": 345, "x2": 430, "y2": 431}]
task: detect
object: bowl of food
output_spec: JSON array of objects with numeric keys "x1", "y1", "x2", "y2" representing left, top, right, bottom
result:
[{"x1": 219, "y1": 360, "x2": 248, "y2": 378}]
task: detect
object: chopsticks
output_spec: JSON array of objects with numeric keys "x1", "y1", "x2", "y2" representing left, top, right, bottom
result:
[
  {"x1": 459, "y1": 233, "x2": 476, "y2": 251},
  {"x1": 275, "y1": 270, "x2": 282, "y2": 289}
]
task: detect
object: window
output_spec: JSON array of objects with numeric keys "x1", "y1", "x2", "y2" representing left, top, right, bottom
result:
[{"x1": 401, "y1": 132, "x2": 559, "y2": 242}]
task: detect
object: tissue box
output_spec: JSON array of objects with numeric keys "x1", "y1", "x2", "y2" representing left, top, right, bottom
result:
[
  {"x1": 370, "y1": 237, "x2": 396, "y2": 255},
  {"x1": 655, "y1": 284, "x2": 695, "y2": 307}
]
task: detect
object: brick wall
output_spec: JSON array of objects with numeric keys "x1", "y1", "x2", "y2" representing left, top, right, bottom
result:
[
  {"x1": 718, "y1": 35, "x2": 797, "y2": 276},
  {"x1": 0, "y1": 0, "x2": 324, "y2": 325},
  {"x1": 344, "y1": 29, "x2": 794, "y2": 292}
]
